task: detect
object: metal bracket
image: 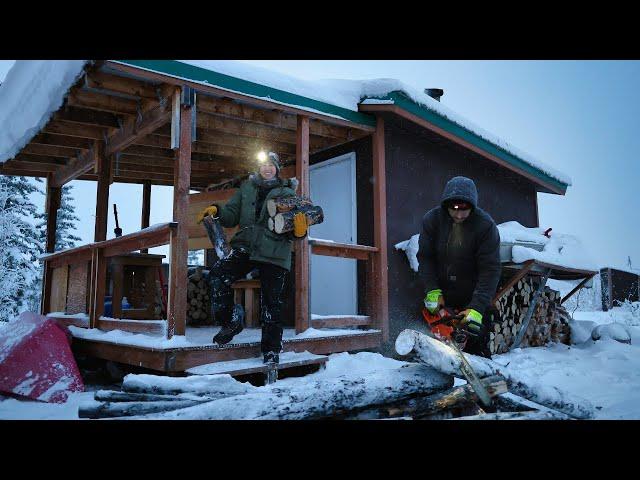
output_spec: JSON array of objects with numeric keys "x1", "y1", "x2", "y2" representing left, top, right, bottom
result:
[
  {"x1": 510, "y1": 268, "x2": 552, "y2": 350},
  {"x1": 180, "y1": 85, "x2": 196, "y2": 107}
]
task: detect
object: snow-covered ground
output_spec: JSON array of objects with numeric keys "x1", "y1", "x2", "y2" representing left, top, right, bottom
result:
[{"x1": 1, "y1": 304, "x2": 639, "y2": 420}]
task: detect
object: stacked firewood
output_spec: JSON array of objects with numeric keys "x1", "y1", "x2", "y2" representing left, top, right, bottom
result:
[
  {"x1": 187, "y1": 267, "x2": 212, "y2": 326},
  {"x1": 266, "y1": 196, "x2": 324, "y2": 234},
  {"x1": 490, "y1": 276, "x2": 571, "y2": 355}
]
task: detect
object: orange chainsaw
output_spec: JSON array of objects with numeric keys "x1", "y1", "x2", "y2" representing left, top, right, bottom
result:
[{"x1": 421, "y1": 306, "x2": 479, "y2": 350}]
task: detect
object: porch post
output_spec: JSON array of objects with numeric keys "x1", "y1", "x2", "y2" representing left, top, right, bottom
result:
[
  {"x1": 371, "y1": 116, "x2": 389, "y2": 341},
  {"x1": 140, "y1": 181, "x2": 151, "y2": 253},
  {"x1": 41, "y1": 175, "x2": 61, "y2": 314},
  {"x1": 294, "y1": 115, "x2": 310, "y2": 333},
  {"x1": 94, "y1": 142, "x2": 111, "y2": 242},
  {"x1": 167, "y1": 86, "x2": 193, "y2": 338}
]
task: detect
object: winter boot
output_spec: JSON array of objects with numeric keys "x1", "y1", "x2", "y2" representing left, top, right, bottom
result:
[
  {"x1": 263, "y1": 351, "x2": 279, "y2": 364},
  {"x1": 212, "y1": 304, "x2": 245, "y2": 345}
]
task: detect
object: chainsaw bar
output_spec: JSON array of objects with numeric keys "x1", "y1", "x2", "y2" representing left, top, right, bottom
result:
[{"x1": 444, "y1": 336, "x2": 493, "y2": 408}]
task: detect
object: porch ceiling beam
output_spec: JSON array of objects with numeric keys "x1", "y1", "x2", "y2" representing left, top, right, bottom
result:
[
  {"x1": 30, "y1": 133, "x2": 94, "y2": 150},
  {"x1": 54, "y1": 106, "x2": 123, "y2": 129},
  {"x1": 85, "y1": 71, "x2": 158, "y2": 100},
  {"x1": 66, "y1": 89, "x2": 139, "y2": 115},
  {"x1": 104, "y1": 85, "x2": 174, "y2": 157},
  {"x1": 42, "y1": 120, "x2": 108, "y2": 140},
  {"x1": 197, "y1": 95, "x2": 363, "y2": 141},
  {"x1": 22, "y1": 143, "x2": 82, "y2": 158},
  {"x1": 106, "y1": 61, "x2": 376, "y2": 133},
  {"x1": 51, "y1": 141, "x2": 99, "y2": 187},
  {"x1": 118, "y1": 155, "x2": 249, "y2": 175}
]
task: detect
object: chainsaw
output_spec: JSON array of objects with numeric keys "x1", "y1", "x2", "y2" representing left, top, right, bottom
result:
[{"x1": 421, "y1": 306, "x2": 493, "y2": 408}]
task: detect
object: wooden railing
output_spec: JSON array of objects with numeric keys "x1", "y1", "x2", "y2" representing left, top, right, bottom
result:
[
  {"x1": 307, "y1": 238, "x2": 379, "y2": 330},
  {"x1": 41, "y1": 223, "x2": 178, "y2": 330}
]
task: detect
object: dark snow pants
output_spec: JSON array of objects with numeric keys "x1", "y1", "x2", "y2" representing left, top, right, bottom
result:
[{"x1": 209, "y1": 248, "x2": 288, "y2": 354}]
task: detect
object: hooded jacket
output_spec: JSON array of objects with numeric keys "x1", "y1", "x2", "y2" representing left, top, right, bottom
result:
[
  {"x1": 417, "y1": 176, "x2": 501, "y2": 313},
  {"x1": 217, "y1": 174, "x2": 299, "y2": 270}
]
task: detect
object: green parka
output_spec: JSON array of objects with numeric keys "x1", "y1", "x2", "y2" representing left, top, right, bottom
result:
[{"x1": 217, "y1": 174, "x2": 298, "y2": 270}]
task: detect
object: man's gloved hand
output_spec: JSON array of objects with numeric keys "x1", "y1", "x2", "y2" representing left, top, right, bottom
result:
[
  {"x1": 293, "y1": 211, "x2": 308, "y2": 238},
  {"x1": 460, "y1": 309, "x2": 483, "y2": 334},
  {"x1": 196, "y1": 205, "x2": 218, "y2": 224},
  {"x1": 424, "y1": 289, "x2": 444, "y2": 314}
]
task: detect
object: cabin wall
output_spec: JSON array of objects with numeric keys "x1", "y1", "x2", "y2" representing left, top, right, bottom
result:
[{"x1": 382, "y1": 114, "x2": 541, "y2": 355}]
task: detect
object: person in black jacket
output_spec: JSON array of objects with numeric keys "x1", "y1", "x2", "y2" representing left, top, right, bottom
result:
[{"x1": 417, "y1": 176, "x2": 501, "y2": 357}]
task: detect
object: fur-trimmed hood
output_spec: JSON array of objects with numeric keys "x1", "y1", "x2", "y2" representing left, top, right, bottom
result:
[{"x1": 249, "y1": 173, "x2": 299, "y2": 192}]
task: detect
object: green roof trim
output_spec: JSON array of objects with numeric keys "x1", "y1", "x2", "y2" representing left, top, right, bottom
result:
[
  {"x1": 370, "y1": 91, "x2": 568, "y2": 193},
  {"x1": 115, "y1": 60, "x2": 377, "y2": 127}
]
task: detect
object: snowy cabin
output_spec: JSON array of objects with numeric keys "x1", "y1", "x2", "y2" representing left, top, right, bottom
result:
[{"x1": 0, "y1": 60, "x2": 595, "y2": 372}]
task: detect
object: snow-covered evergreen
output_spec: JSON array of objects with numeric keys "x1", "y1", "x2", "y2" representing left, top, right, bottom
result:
[{"x1": 0, "y1": 176, "x2": 40, "y2": 321}]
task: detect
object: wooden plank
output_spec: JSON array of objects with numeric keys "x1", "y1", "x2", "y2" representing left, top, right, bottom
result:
[
  {"x1": 89, "y1": 248, "x2": 107, "y2": 329},
  {"x1": 310, "y1": 316, "x2": 372, "y2": 329},
  {"x1": 167, "y1": 94, "x2": 192, "y2": 338},
  {"x1": 101, "y1": 223, "x2": 177, "y2": 258},
  {"x1": 371, "y1": 116, "x2": 389, "y2": 342},
  {"x1": 85, "y1": 71, "x2": 158, "y2": 99},
  {"x1": 97, "y1": 318, "x2": 166, "y2": 335},
  {"x1": 54, "y1": 106, "x2": 122, "y2": 129},
  {"x1": 309, "y1": 240, "x2": 378, "y2": 260},
  {"x1": 94, "y1": 144, "x2": 110, "y2": 241},
  {"x1": 31, "y1": 133, "x2": 94, "y2": 150},
  {"x1": 22, "y1": 144, "x2": 81, "y2": 158},
  {"x1": 42, "y1": 120, "x2": 107, "y2": 140},
  {"x1": 46, "y1": 247, "x2": 93, "y2": 269},
  {"x1": 561, "y1": 273, "x2": 597, "y2": 305},
  {"x1": 52, "y1": 141, "x2": 98, "y2": 187},
  {"x1": 40, "y1": 264, "x2": 53, "y2": 315},
  {"x1": 50, "y1": 266, "x2": 69, "y2": 313},
  {"x1": 141, "y1": 182, "x2": 151, "y2": 254},
  {"x1": 492, "y1": 259, "x2": 535, "y2": 303},
  {"x1": 185, "y1": 351, "x2": 327, "y2": 376},
  {"x1": 72, "y1": 339, "x2": 169, "y2": 372},
  {"x1": 295, "y1": 115, "x2": 310, "y2": 334},
  {"x1": 105, "y1": 97, "x2": 173, "y2": 157},
  {"x1": 67, "y1": 89, "x2": 139, "y2": 115}
]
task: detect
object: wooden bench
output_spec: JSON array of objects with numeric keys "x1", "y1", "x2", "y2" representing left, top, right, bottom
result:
[{"x1": 232, "y1": 279, "x2": 261, "y2": 328}]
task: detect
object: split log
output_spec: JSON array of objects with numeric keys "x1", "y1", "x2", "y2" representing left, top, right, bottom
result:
[
  {"x1": 94, "y1": 390, "x2": 207, "y2": 403},
  {"x1": 348, "y1": 374, "x2": 507, "y2": 420},
  {"x1": 395, "y1": 329, "x2": 594, "y2": 419},
  {"x1": 79, "y1": 399, "x2": 208, "y2": 419},
  {"x1": 266, "y1": 196, "x2": 313, "y2": 217},
  {"x1": 121, "y1": 373, "x2": 256, "y2": 397},
  {"x1": 273, "y1": 205, "x2": 324, "y2": 234},
  {"x1": 128, "y1": 364, "x2": 454, "y2": 420}
]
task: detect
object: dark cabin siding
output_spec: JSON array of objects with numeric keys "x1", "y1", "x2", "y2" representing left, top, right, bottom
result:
[{"x1": 382, "y1": 114, "x2": 541, "y2": 354}]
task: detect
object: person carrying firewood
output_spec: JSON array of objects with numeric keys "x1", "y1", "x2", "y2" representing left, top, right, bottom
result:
[
  {"x1": 195, "y1": 151, "x2": 309, "y2": 366},
  {"x1": 417, "y1": 176, "x2": 501, "y2": 358}
]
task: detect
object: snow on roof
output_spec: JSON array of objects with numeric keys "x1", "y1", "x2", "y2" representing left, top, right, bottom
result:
[
  {"x1": 0, "y1": 60, "x2": 88, "y2": 163},
  {"x1": 0, "y1": 59, "x2": 571, "y2": 189}
]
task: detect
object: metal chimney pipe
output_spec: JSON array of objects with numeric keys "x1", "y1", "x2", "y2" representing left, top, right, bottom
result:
[{"x1": 425, "y1": 88, "x2": 444, "y2": 102}]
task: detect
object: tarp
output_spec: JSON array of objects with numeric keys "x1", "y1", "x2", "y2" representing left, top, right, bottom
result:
[{"x1": 0, "y1": 312, "x2": 84, "y2": 403}]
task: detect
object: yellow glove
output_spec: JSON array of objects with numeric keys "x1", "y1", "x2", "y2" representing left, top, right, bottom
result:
[
  {"x1": 293, "y1": 211, "x2": 308, "y2": 238},
  {"x1": 460, "y1": 309, "x2": 483, "y2": 334},
  {"x1": 196, "y1": 205, "x2": 218, "y2": 224}
]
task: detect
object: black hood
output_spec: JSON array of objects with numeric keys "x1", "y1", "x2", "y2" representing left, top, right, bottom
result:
[{"x1": 440, "y1": 176, "x2": 478, "y2": 209}]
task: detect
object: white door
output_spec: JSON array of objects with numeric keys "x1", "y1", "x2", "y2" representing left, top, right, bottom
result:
[{"x1": 309, "y1": 152, "x2": 358, "y2": 316}]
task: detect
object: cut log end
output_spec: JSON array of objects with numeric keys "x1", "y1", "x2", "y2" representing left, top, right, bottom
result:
[{"x1": 395, "y1": 329, "x2": 418, "y2": 356}]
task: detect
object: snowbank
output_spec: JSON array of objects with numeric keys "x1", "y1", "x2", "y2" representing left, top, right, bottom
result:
[
  {"x1": 395, "y1": 221, "x2": 598, "y2": 273},
  {"x1": 0, "y1": 60, "x2": 88, "y2": 163}
]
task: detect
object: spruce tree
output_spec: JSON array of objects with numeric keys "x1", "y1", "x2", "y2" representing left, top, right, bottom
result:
[{"x1": 0, "y1": 176, "x2": 40, "y2": 321}]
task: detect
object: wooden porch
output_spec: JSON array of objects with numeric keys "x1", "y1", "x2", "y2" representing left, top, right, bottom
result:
[{"x1": 1, "y1": 60, "x2": 390, "y2": 373}]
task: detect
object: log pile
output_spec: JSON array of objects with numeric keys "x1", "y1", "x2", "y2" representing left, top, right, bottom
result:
[
  {"x1": 491, "y1": 276, "x2": 571, "y2": 354},
  {"x1": 266, "y1": 196, "x2": 324, "y2": 235},
  {"x1": 186, "y1": 267, "x2": 212, "y2": 326}
]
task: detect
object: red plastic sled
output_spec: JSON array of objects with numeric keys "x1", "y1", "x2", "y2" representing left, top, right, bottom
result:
[{"x1": 0, "y1": 312, "x2": 84, "y2": 403}]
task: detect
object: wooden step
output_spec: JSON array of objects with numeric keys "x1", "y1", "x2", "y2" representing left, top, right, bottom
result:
[
  {"x1": 310, "y1": 315, "x2": 372, "y2": 329},
  {"x1": 185, "y1": 351, "x2": 328, "y2": 377}
]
